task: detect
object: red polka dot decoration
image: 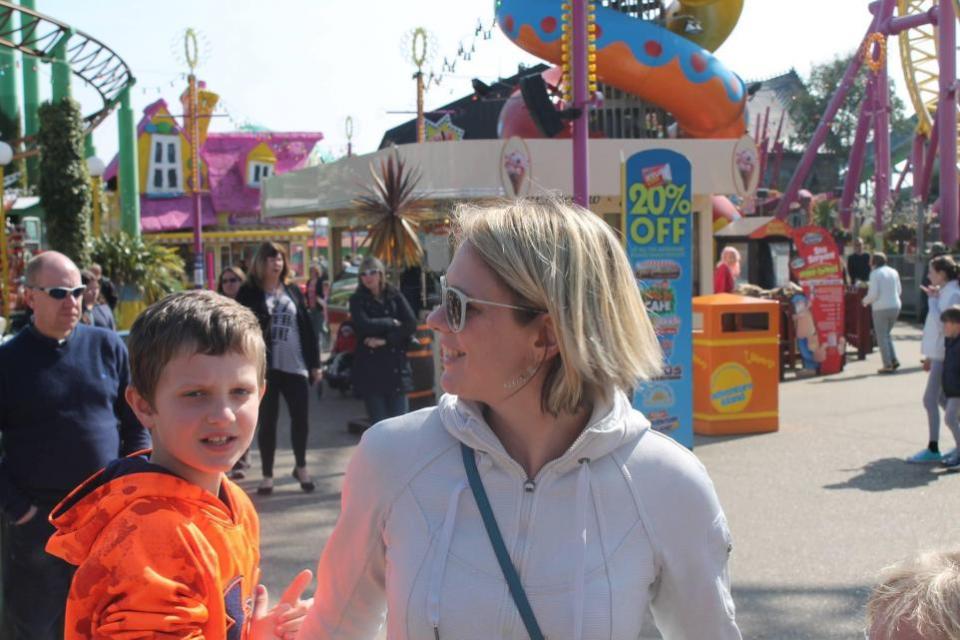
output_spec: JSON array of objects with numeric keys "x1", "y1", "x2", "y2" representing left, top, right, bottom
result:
[{"x1": 691, "y1": 53, "x2": 707, "y2": 73}]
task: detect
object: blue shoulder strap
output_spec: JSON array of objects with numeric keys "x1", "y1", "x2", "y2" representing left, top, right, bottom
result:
[{"x1": 461, "y1": 443, "x2": 545, "y2": 640}]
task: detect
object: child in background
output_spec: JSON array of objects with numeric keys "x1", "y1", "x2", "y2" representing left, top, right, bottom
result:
[
  {"x1": 46, "y1": 290, "x2": 312, "y2": 639},
  {"x1": 938, "y1": 305, "x2": 960, "y2": 468}
]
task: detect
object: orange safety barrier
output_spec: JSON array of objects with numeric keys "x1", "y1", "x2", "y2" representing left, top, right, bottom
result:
[{"x1": 692, "y1": 294, "x2": 780, "y2": 435}]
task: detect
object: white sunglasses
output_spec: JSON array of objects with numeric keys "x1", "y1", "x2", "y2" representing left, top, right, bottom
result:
[{"x1": 439, "y1": 275, "x2": 544, "y2": 333}]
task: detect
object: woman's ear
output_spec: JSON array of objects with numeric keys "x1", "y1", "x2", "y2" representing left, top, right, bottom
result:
[{"x1": 534, "y1": 314, "x2": 561, "y2": 359}]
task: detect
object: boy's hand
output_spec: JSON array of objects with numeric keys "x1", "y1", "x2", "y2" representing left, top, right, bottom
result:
[
  {"x1": 923, "y1": 358, "x2": 932, "y2": 372},
  {"x1": 250, "y1": 570, "x2": 315, "y2": 640}
]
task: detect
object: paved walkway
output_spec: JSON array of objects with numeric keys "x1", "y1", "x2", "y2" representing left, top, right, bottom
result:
[{"x1": 245, "y1": 322, "x2": 958, "y2": 639}]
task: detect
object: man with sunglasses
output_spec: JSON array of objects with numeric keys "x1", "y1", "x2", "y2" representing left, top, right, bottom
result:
[{"x1": 0, "y1": 251, "x2": 149, "y2": 639}]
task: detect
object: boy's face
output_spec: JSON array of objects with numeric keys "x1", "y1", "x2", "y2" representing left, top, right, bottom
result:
[
  {"x1": 946, "y1": 320, "x2": 960, "y2": 339},
  {"x1": 126, "y1": 349, "x2": 264, "y2": 494}
]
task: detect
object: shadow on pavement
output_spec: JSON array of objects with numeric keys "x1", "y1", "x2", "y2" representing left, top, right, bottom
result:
[
  {"x1": 731, "y1": 583, "x2": 871, "y2": 640},
  {"x1": 823, "y1": 458, "x2": 942, "y2": 492}
]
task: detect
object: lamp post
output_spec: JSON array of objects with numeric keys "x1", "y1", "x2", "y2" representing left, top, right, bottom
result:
[
  {"x1": 408, "y1": 28, "x2": 430, "y2": 144},
  {"x1": 0, "y1": 141, "x2": 12, "y2": 324},
  {"x1": 87, "y1": 156, "x2": 106, "y2": 236},
  {"x1": 184, "y1": 28, "x2": 204, "y2": 288}
]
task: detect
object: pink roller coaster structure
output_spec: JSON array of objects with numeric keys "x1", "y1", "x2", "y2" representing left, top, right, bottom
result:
[{"x1": 776, "y1": 0, "x2": 959, "y2": 245}]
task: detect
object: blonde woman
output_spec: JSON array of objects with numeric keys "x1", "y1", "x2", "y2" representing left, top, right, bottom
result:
[
  {"x1": 714, "y1": 245, "x2": 741, "y2": 293},
  {"x1": 299, "y1": 200, "x2": 741, "y2": 639}
]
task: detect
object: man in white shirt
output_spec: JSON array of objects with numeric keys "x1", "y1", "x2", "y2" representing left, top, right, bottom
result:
[{"x1": 862, "y1": 252, "x2": 902, "y2": 374}]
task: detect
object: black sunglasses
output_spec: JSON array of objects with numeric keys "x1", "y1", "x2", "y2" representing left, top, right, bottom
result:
[
  {"x1": 30, "y1": 285, "x2": 86, "y2": 300},
  {"x1": 360, "y1": 269, "x2": 381, "y2": 277},
  {"x1": 221, "y1": 277, "x2": 242, "y2": 285}
]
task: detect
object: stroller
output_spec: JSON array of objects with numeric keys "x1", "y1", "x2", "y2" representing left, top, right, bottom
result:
[{"x1": 323, "y1": 320, "x2": 357, "y2": 396}]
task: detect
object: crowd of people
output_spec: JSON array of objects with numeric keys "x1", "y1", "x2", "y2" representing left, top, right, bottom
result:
[{"x1": 2, "y1": 205, "x2": 960, "y2": 638}]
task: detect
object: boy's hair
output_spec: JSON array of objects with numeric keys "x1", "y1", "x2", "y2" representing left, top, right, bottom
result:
[
  {"x1": 871, "y1": 252, "x2": 888, "y2": 268},
  {"x1": 866, "y1": 550, "x2": 960, "y2": 640},
  {"x1": 941, "y1": 305, "x2": 960, "y2": 325},
  {"x1": 127, "y1": 290, "x2": 266, "y2": 404}
]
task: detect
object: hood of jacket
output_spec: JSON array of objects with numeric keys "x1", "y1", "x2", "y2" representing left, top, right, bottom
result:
[
  {"x1": 436, "y1": 388, "x2": 648, "y2": 476},
  {"x1": 46, "y1": 452, "x2": 241, "y2": 567}
]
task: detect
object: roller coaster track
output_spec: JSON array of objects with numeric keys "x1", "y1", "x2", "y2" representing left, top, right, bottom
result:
[
  {"x1": 0, "y1": 0, "x2": 135, "y2": 157},
  {"x1": 897, "y1": 0, "x2": 959, "y2": 136}
]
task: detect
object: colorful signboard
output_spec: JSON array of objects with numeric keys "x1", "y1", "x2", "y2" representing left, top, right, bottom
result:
[
  {"x1": 789, "y1": 225, "x2": 846, "y2": 375},
  {"x1": 622, "y1": 149, "x2": 694, "y2": 449}
]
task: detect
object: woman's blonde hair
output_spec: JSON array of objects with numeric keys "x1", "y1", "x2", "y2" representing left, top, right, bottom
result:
[
  {"x1": 249, "y1": 242, "x2": 289, "y2": 288},
  {"x1": 453, "y1": 198, "x2": 661, "y2": 415},
  {"x1": 866, "y1": 550, "x2": 960, "y2": 640}
]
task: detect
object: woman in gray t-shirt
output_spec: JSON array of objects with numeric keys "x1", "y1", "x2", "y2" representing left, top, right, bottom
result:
[{"x1": 236, "y1": 242, "x2": 321, "y2": 495}]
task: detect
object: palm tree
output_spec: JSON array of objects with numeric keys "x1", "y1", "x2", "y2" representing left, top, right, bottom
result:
[{"x1": 353, "y1": 147, "x2": 429, "y2": 278}]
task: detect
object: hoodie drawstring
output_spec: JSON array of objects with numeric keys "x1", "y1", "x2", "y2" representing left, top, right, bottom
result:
[
  {"x1": 429, "y1": 480, "x2": 466, "y2": 639},
  {"x1": 573, "y1": 458, "x2": 591, "y2": 640}
]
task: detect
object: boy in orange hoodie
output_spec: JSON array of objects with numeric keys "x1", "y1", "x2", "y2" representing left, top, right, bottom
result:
[{"x1": 46, "y1": 290, "x2": 312, "y2": 639}]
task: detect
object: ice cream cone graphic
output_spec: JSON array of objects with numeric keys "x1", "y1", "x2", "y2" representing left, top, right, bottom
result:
[
  {"x1": 736, "y1": 149, "x2": 756, "y2": 193},
  {"x1": 504, "y1": 151, "x2": 528, "y2": 196}
]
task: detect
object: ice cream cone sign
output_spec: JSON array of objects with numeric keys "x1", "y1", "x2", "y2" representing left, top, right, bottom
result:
[
  {"x1": 500, "y1": 136, "x2": 532, "y2": 198},
  {"x1": 732, "y1": 135, "x2": 760, "y2": 197}
]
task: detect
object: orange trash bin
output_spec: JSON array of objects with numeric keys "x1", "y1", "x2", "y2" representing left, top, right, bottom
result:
[{"x1": 692, "y1": 294, "x2": 780, "y2": 435}]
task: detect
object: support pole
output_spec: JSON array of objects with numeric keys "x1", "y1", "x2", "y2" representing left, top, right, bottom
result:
[
  {"x1": 50, "y1": 30, "x2": 73, "y2": 101},
  {"x1": 915, "y1": 133, "x2": 928, "y2": 291},
  {"x1": 776, "y1": 15, "x2": 881, "y2": 218},
  {"x1": 91, "y1": 175, "x2": 101, "y2": 236},
  {"x1": 938, "y1": 0, "x2": 958, "y2": 245},
  {"x1": 189, "y1": 73, "x2": 203, "y2": 287},
  {"x1": 874, "y1": 38, "x2": 892, "y2": 231},
  {"x1": 118, "y1": 87, "x2": 140, "y2": 237},
  {"x1": 0, "y1": 24, "x2": 19, "y2": 145},
  {"x1": 416, "y1": 72, "x2": 425, "y2": 143},
  {"x1": 840, "y1": 80, "x2": 875, "y2": 228},
  {"x1": 20, "y1": 0, "x2": 39, "y2": 186},
  {"x1": 571, "y1": 0, "x2": 589, "y2": 207}
]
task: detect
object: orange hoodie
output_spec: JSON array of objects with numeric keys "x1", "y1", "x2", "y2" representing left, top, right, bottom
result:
[{"x1": 46, "y1": 453, "x2": 260, "y2": 639}]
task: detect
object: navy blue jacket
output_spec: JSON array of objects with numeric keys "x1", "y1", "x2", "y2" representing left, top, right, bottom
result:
[
  {"x1": 944, "y1": 335, "x2": 960, "y2": 398},
  {"x1": 0, "y1": 323, "x2": 150, "y2": 519},
  {"x1": 349, "y1": 284, "x2": 417, "y2": 397}
]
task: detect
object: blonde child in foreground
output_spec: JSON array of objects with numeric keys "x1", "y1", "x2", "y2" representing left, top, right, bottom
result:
[
  {"x1": 46, "y1": 290, "x2": 313, "y2": 639},
  {"x1": 866, "y1": 550, "x2": 960, "y2": 640}
]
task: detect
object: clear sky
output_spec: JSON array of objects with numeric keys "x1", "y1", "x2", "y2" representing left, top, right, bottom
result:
[{"x1": 29, "y1": 0, "x2": 929, "y2": 164}]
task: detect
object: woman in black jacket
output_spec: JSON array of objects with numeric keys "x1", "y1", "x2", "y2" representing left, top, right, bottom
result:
[
  {"x1": 236, "y1": 242, "x2": 321, "y2": 494},
  {"x1": 349, "y1": 256, "x2": 417, "y2": 425}
]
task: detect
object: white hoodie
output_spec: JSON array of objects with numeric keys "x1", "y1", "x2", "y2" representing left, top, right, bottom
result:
[
  {"x1": 297, "y1": 391, "x2": 741, "y2": 640},
  {"x1": 921, "y1": 280, "x2": 960, "y2": 360}
]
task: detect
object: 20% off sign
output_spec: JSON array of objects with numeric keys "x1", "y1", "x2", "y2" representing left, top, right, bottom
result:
[{"x1": 626, "y1": 182, "x2": 691, "y2": 246}]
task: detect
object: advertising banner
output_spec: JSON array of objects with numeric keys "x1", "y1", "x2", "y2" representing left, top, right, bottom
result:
[
  {"x1": 790, "y1": 225, "x2": 845, "y2": 375},
  {"x1": 622, "y1": 149, "x2": 694, "y2": 449}
]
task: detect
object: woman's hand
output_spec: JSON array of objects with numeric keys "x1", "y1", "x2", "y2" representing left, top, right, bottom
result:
[
  {"x1": 922, "y1": 284, "x2": 941, "y2": 298},
  {"x1": 250, "y1": 569, "x2": 314, "y2": 640},
  {"x1": 364, "y1": 337, "x2": 387, "y2": 348},
  {"x1": 923, "y1": 358, "x2": 932, "y2": 372},
  {"x1": 310, "y1": 368, "x2": 323, "y2": 385}
]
